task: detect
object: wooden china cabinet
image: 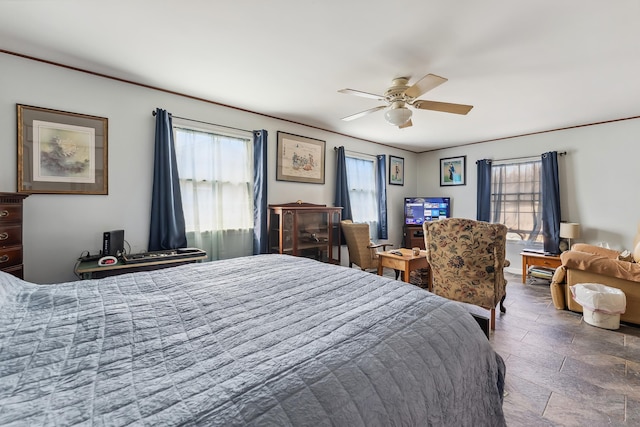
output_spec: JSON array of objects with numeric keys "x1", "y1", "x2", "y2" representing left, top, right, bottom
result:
[{"x1": 268, "y1": 202, "x2": 342, "y2": 264}]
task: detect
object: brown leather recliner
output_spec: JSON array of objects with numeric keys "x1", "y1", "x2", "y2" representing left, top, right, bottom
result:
[{"x1": 551, "y1": 243, "x2": 640, "y2": 324}]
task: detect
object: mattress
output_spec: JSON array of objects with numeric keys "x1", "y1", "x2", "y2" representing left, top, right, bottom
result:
[{"x1": 0, "y1": 254, "x2": 506, "y2": 426}]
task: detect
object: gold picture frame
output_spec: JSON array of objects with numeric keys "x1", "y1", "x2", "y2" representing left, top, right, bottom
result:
[
  {"x1": 276, "y1": 131, "x2": 325, "y2": 184},
  {"x1": 17, "y1": 104, "x2": 108, "y2": 194}
]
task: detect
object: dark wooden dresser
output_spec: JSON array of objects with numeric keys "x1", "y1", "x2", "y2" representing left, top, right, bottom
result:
[{"x1": 0, "y1": 192, "x2": 28, "y2": 279}]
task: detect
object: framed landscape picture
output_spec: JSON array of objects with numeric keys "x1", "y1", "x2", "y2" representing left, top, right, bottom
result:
[
  {"x1": 440, "y1": 155, "x2": 466, "y2": 186},
  {"x1": 17, "y1": 104, "x2": 108, "y2": 194},
  {"x1": 276, "y1": 131, "x2": 325, "y2": 184},
  {"x1": 389, "y1": 155, "x2": 404, "y2": 186}
]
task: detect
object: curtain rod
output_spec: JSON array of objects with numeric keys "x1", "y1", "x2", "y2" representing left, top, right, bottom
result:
[
  {"x1": 333, "y1": 146, "x2": 378, "y2": 159},
  {"x1": 152, "y1": 110, "x2": 252, "y2": 134},
  {"x1": 492, "y1": 151, "x2": 567, "y2": 162}
]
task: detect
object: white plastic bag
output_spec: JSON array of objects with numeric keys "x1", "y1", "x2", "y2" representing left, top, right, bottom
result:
[{"x1": 570, "y1": 283, "x2": 626, "y2": 314}]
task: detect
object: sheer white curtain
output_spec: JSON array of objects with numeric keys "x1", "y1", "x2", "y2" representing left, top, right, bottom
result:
[
  {"x1": 174, "y1": 126, "x2": 253, "y2": 260},
  {"x1": 345, "y1": 156, "x2": 379, "y2": 240}
]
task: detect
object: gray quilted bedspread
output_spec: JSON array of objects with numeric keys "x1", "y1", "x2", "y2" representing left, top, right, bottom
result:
[{"x1": 0, "y1": 254, "x2": 506, "y2": 426}]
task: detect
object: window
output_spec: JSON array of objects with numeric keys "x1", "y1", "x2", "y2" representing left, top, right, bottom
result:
[
  {"x1": 491, "y1": 160, "x2": 543, "y2": 243},
  {"x1": 173, "y1": 125, "x2": 254, "y2": 259},
  {"x1": 345, "y1": 156, "x2": 379, "y2": 239}
]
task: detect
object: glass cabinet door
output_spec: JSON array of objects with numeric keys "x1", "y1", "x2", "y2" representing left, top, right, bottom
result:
[
  {"x1": 329, "y1": 210, "x2": 341, "y2": 264},
  {"x1": 282, "y1": 210, "x2": 295, "y2": 255},
  {"x1": 295, "y1": 210, "x2": 328, "y2": 262},
  {"x1": 268, "y1": 205, "x2": 341, "y2": 265}
]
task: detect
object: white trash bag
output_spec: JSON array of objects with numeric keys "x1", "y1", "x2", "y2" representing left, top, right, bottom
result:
[{"x1": 570, "y1": 283, "x2": 626, "y2": 329}]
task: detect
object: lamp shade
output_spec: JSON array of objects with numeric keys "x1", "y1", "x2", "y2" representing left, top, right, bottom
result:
[
  {"x1": 384, "y1": 106, "x2": 412, "y2": 126},
  {"x1": 560, "y1": 222, "x2": 581, "y2": 239}
]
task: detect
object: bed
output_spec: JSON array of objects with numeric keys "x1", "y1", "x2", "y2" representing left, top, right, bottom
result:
[{"x1": 0, "y1": 254, "x2": 506, "y2": 426}]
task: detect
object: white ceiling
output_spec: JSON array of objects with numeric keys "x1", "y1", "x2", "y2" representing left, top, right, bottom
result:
[{"x1": 1, "y1": 0, "x2": 639, "y2": 152}]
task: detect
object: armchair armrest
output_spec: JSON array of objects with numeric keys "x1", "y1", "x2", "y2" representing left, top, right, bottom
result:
[
  {"x1": 368, "y1": 243, "x2": 393, "y2": 250},
  {"x1": 571, "y1": 243, "x2": 620, "y2": 259},
  {"x1": 560, "y1": 250, "x2": 640, "y2": 282}
]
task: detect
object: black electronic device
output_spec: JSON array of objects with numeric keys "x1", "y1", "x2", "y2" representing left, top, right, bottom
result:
[
  {"x1": 522, "y1": 248, "x2": 545, "y2": 254},
  {"x1": 103, "y1": 229, "x2": 125, "y2": 256},
  {"x1": 78, "y1": 253, "x2": 103, "y2": 262},
  {"x1": 404, "y1": 197, "x2": 451, "y2": 225},
  {"x1": 122, "y1": 248, "x2": 206, "y2": 264}
]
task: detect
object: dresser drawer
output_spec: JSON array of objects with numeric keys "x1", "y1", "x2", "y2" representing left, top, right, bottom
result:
[
  {"x1": 534, "y1": 258, "x2": 561, "y2": 269},
  {"x1": 1, "y1": 264, "x2": 24, "y2": 279},
  {"x1": 0, "y1": 204, "x2": 23, "y2": 225},
  {"x1": 0, "y1": 224, "x2": 22, "y2": 247},
  {"x1": 0, "y1": 247, "x2": 22, "y2": 269}
]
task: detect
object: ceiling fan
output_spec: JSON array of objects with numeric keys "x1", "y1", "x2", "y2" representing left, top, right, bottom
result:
[{"x1": 338, "y1": 73, "x2": 473, "y2": 129}]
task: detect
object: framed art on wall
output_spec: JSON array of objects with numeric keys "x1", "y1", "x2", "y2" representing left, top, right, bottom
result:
[
  {"x1": 276, "y1": 131, "x2": 325, "y2": 184},
  {"x1": 389, "y1": 155, "x2": 404, "y2": 186},
  {"x1": 440, "y1": 155, "x2": 466, "y2": 186},
  {"x1": 17, "y1": 104, "x2": 108, "y2": 194}
]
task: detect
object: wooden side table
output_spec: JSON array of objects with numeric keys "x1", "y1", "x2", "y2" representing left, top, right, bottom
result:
[
  {"x1": 377, "y1": 248, "x2": 429, "y2": 285},
  {"x1": 75, "y1": 252, "x2": 207, "y2": 279},
  {"x1": 520, "y1": 251, "x2": 562, "y2": 283}
]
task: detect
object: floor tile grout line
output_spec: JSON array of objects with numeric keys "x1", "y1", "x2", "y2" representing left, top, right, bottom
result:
[
  {"x1": 558, "y1": 355, "x2": 567, "y2": 373},
  {"x1": 540, "y1": 391, "x2": 553, "y2": 418}
]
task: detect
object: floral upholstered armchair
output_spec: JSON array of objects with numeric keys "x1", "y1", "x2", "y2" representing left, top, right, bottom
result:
[{"x1": 423, "y1": 218, "x2": 509, "y2": 330}]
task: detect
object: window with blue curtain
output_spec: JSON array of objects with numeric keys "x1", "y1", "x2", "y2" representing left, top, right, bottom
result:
[
  {"x1": 173, "y1": 124, "x2": 254, "y2": 260},
  {"x1": 345, "y1": 156, "x2": 379, "y2": 239},
  {"x1": 490, "y1": 159, "x2": 543, "y2": 245}
]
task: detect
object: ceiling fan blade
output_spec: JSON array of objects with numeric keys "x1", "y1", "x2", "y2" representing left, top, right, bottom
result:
[
  {"x1": 399, "y1": 119, "x2": 413, "y2": 129},
  {"x1": 338, "y1": 88, "x2": 385, "y2": 101},
  {"x1": 341, "y1": 105, "x2": 386, "y2": 121},
  {"x1": 413, "y1": 100, "x2": 473, "y2": 115},
  {"x1": 404, "y1": 74, "x2": 447, "y2": 98}
]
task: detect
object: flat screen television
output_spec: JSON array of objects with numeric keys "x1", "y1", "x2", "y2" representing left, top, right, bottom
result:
[{"x1": 404, "y1": 197, "x2": 451, "y2": 226}]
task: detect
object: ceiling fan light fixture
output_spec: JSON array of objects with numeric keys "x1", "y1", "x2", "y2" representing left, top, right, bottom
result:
[
  {"x1": 384, "y1": 105, "x2": 412, "y2": 126},
  {"x1": 340, "y1": 73, "x2": 472, "y2": 126}
]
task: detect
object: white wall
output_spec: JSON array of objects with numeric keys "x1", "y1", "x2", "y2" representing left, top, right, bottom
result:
[
  {"x1": 417, "y1": 119, "x2": 640, "y2": 273},
  {"x1": 0, "y1": 53, "x2": 416, "y2": 283},
  {"x1": 6, "y1": 52, "x2": 634, "y2": 283}
]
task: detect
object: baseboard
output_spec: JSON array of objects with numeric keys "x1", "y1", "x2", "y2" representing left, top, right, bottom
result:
[{"x1": 504, "y1": 266, "x2": 520, "y2": 276}]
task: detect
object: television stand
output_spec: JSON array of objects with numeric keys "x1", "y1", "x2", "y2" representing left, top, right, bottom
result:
[{"x1": 403, "y1": 225, "x2": 425, "y2": 249}]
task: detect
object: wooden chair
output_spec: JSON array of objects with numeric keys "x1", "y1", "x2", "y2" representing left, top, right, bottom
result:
[
  {"x1": 423, "y1": 218, "x2": 508, "y2": 330},
  {"x1": 341, "y1": 220, "x2": 394, "y2": 273}
]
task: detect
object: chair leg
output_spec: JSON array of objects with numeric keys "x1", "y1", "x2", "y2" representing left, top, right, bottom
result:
[
  {"x1": 499, "y1": 294, "x2": 507, "y2": 313},
  {"x1": 490, "y1": 308, "x2": 496, "y2": 330},
  {"x1": 394, "y1": 269, "x2": 400, "y2": 280}
]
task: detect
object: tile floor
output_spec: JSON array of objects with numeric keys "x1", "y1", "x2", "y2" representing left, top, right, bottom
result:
[{"x1": 493, "y1": 273, "x2": 640, "y2": 426}]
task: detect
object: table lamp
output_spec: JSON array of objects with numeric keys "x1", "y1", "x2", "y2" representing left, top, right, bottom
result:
[{"x1": 559, "y1": 222, "x2": 581, "y2": 251}]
